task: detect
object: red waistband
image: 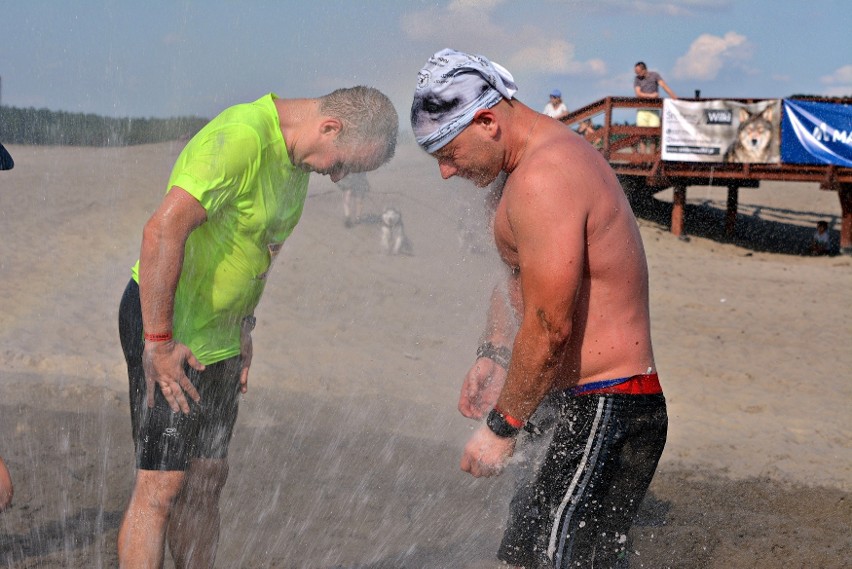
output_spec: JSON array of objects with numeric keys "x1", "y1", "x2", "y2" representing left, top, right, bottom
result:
[{"x1": 570, "y1": 373, "x2": 662, "y2": 396}]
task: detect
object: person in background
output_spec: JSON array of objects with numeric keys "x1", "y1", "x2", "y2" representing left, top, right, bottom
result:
[
  {"x1": 810, "y1": 220, "x2": 831, "y2": 255},
  {"x1": 336, "y1": 172, "x2": 370, "y2": 227},
  {"x1": 633, "y1": 61, "x2": 677, "y2": 154},
  {"x1": 576, "y1": 118, "x2": 603, "y2": 149},
  {"x1": 542, "y1": 89, "x2": 569, "y2": 121}
]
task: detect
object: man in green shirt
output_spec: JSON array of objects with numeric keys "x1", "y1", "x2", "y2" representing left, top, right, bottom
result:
[{"x1": 117, "y1": 87, "x2": 398, "y2": 568}]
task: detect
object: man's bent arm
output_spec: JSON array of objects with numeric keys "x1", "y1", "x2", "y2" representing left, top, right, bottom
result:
[
  {"x1": 139, "y1": 187, "x2": 207, "y2": 334},
  {"x1": 659, "y1": 79, "x2": 677, "y2": 99},
  {"x1": 459, "y1": 278, "x2": 518, "y2": 419},
  {"x1": 481, "y1": 277, "x2": 518, "y2": 347},
  {"x1": 138, "y1": 186, "x2": 208, "y2": 413},
  {"x1": 494, "y1": 171, "x2": 587, "y2": 422},
  {"x1": 635, "y1": 85, "x2": 656, "y2": 99}
]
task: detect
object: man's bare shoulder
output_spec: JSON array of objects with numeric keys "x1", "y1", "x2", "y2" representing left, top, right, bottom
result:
[{"x1": 508, "y1": 126, "x2": 607, "y2": 203}]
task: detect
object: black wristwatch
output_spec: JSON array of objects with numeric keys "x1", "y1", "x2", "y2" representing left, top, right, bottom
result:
[{"x1": 486, "y1": 408, "x2": 522, "y2": 438}]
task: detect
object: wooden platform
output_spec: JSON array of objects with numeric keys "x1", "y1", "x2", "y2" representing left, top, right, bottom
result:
[{"x1": 563, "y1": 97, "x2": 852, "y2": 254}]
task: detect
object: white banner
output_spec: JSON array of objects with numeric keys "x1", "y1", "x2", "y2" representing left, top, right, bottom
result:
[{"x1": 662, "y1": 99, "x2": 781, "y2": 163}]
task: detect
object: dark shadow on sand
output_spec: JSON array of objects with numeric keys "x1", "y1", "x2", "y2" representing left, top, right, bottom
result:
[
  {"x1": 325, "y1": 535, "x2": 498, "y2": 569},
  {"x1": 628, "y1": 192, "x2": 843, "y2": 256},
  {"x1": 628, "y1": 470, "x2": 851, "y2": 569},
  {"x1": 0, "y1": 509, "x2": 122, "y2": 564}
]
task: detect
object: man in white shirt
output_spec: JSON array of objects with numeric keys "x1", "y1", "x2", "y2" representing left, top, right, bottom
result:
[{"x1": 542, "y1": 89, "x2": 568, "y2": 121}]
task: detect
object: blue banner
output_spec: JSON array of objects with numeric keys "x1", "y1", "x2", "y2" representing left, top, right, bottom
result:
[{"x1": 781, "y1": 100, "x2": 852, "y2": 167}]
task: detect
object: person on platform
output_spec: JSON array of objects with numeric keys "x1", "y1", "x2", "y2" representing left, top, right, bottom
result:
[
  {"x1": 542, "y1": 89, "x2": 569, "y2": 121},
  {"x1": 633, "y1": 61, "x2": 677, "y2": 154}
]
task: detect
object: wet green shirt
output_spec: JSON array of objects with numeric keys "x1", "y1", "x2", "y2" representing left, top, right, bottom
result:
[{"x1": 133, "y1": 93, "x2": 308, "y2": 365}]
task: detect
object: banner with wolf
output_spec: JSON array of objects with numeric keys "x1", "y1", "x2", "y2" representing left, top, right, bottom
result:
[{"x1": 661, "y1": 99, "x2": 781, "y2": 163}]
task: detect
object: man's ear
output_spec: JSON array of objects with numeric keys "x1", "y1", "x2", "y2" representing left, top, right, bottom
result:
[
  {"x1": 472, "y1": 109, "x2": 498, "y2": 136},
  {"x1": 319, "y1": 117, "x2": 343, "y2": 137}
]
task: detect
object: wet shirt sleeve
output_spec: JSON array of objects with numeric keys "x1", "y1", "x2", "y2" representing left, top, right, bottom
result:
[{"x1": 168, "y1": 123, "x2": 261, "y2": 216}]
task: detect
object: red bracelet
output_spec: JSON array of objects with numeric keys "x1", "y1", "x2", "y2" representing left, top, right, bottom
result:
[
  {"x1": 494, "y1": 405, "x2": 524, "y2": 429},
  {"x1": 144, "y1": 331, "x2": 173, "y2": 343}
]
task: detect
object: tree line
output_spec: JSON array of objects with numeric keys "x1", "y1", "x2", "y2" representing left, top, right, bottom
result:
[{"x1": 0, "y1": 105, "x2": 209, "y2": 146}]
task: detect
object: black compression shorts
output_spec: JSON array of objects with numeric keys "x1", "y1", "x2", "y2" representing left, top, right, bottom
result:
[{"x1": 118, "y1": 279, "x2": 242, "y2": 471}]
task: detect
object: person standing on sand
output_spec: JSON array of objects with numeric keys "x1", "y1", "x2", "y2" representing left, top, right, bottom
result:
[
  {"x1": 117, "y1": 87, "x2": 398, "y2": 568},
  {"x1": 411, "y1": 48, "x2": 668, "y2": 568},
  {"x1": 336, "y1": 171, "x2": 370, "y2": 227}
]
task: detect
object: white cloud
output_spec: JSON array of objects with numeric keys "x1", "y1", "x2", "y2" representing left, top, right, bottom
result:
[
  {"x1": 820, "y1": 64, "x2": 852, "y2": 96},
  {"x1": 401, "y1": 0, "x2": 504, "y2": 43},
  {"x1": 597, "y1": 71, "x2": 636, "y2": 93},
  {"x1": 448, "y1": 0, "x2": 507, "y2": 10},
  {"x1": 821, "y1": 65, "x2": 852, "y2": 85},
  {"x1": 508, "y1": 39, "x2": 606, "y2": 76},
  {"x1": 401, "y1": 2, "x2": 604, "y2": 77},
  {"x1": 672, "y1": 31, "x2": 751, "y2": 80},
  {"x1": 596, "y1": 0, "x2": 731, "y2": 17},
  {"x1": 161, "y1": 33, "x2": 184, "y2": 46},
  {"x1": 630, "y1": 1, "x2": 695, "y2": 16}
]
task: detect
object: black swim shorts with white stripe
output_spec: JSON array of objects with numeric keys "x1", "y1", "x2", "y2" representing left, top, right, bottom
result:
[{"x1": 498, "y1": 391, "x2": 668, "y2": 568}]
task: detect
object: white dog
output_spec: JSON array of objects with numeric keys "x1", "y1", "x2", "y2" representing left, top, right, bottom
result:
[{"x1": 380, "y1": 207, "x2": 412, "y2": 255}]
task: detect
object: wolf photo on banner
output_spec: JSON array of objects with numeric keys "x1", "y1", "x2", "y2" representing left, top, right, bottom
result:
[{"x1": 662, "y1": 99, "x2": 781, "y2": 164}]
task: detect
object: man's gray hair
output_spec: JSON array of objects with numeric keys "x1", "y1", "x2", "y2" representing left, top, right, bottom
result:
[{"x1": 319, "y1": 86, "x2": 399, "y2": 165}]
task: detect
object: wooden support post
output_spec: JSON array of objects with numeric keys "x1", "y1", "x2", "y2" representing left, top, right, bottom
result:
[
  {"x1": 840, "y1": 183, "x2": 852, "y2": 255},
  {"x1": 671, "y1": 184, "x2": 687, "y2": 237},
  {"x1": 603, "y1": 97, "x2": 613, "y2": 159},
  {"x1": 725, "y1": 185, "x2": 739, "y2": 238}
]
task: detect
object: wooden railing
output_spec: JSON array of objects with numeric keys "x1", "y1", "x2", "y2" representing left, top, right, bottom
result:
[
  {"x1": 559, "y1": 97, "x2": 852, "y2": 252},
  {"x1": 561, "y1": 96, "x2": 852, "y2": 188}
]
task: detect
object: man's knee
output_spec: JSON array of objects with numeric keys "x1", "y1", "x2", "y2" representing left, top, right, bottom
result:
[
  {"x1": 182, "y1": 459, "x2": 229, "y2": 500},
  {"x1": 129, "y1": 470, "x2": 187, "y2": 516}
]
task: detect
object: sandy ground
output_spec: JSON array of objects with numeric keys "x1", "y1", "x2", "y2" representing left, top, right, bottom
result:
[{"x1": 0, "y1": 140, "x2": 849, "y2": 568}]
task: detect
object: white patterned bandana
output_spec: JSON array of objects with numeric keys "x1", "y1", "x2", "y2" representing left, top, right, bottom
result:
[{"x1": 411, "y1": 48, "x2": 518, "y2": 153}]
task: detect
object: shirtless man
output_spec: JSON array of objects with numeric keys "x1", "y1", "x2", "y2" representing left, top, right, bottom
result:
[{"x1": 411, "y1": 49, "x2": 668, "y2": 568}]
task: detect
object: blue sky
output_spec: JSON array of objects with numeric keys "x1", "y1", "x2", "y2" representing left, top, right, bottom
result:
[{"x1": 1, "y1": 0, "x2": 850, "y2": 120}]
